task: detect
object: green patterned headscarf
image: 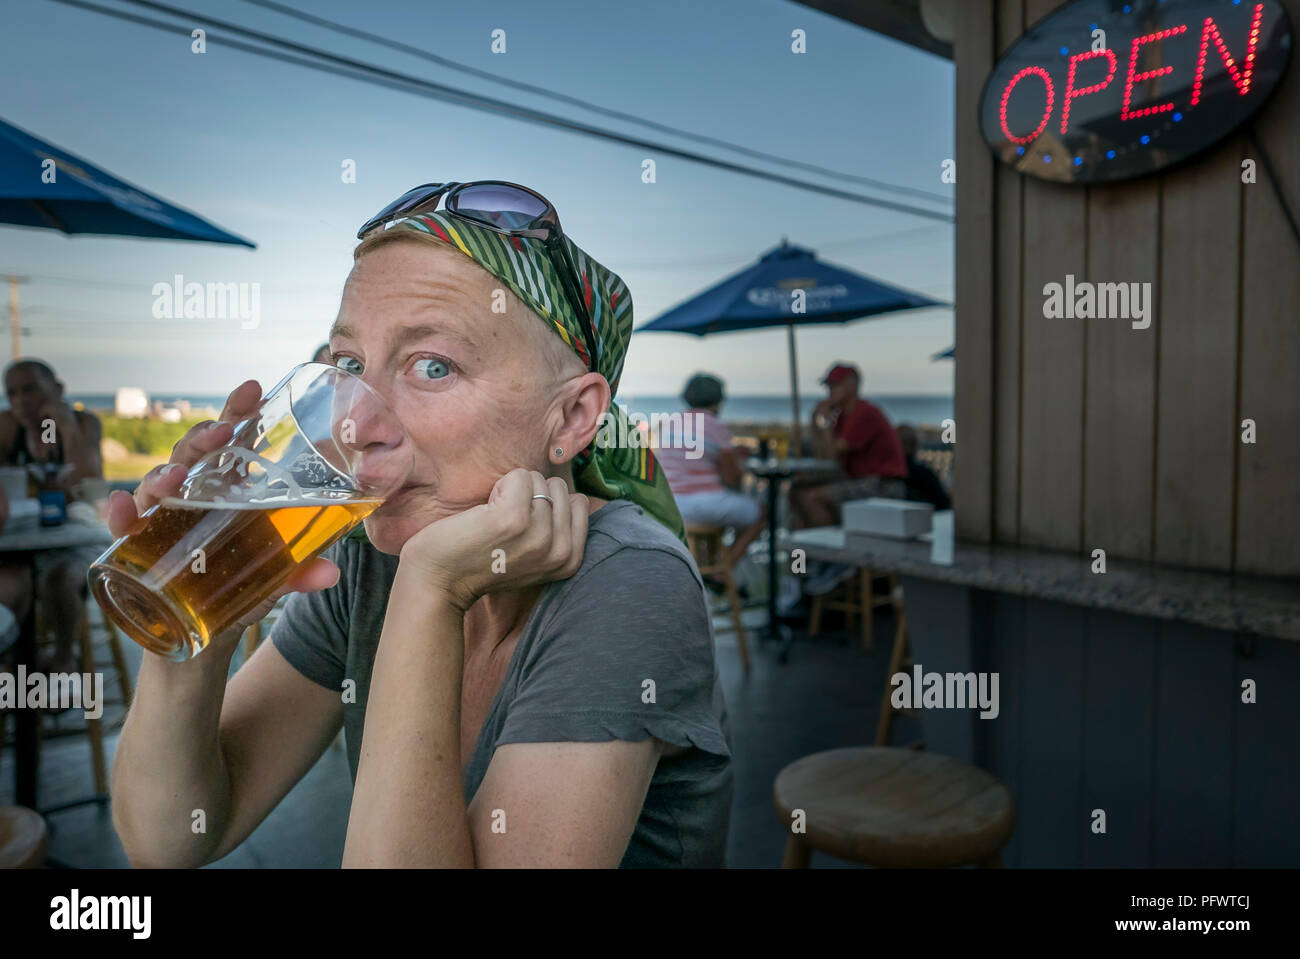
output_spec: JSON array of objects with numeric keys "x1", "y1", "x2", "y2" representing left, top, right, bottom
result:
[{"x1": 351, "y1": 209, "x2": 685, "y2": 543}]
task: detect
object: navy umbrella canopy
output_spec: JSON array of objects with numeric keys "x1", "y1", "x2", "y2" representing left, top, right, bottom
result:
[
  {"x1": 0, "y1": 116, "x2": 254, "y2": 247},
  {"x1": 637, "y1": 239, "x2": 946, "y2": 452}
]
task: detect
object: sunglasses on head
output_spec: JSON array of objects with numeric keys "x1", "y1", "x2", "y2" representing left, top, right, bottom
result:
[{"x1": 357, "y1": 181, "x2": 598, "y2": 368}]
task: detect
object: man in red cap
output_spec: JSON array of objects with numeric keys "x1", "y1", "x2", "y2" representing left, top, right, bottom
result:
[
  {"x1": 788, "y1": 362, "x2": 908, "y2": 597},
  {"x1": 791, "y1": 362, "x2": 907, "y2": 529}
]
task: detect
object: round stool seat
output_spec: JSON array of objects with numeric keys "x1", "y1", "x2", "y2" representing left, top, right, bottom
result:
[
  {"x1": 0, "y1": 806, "x2": 49, "y2": 868},
  {"x1": 773, "y1": 747, "x2": 1015, "y2": 868}
]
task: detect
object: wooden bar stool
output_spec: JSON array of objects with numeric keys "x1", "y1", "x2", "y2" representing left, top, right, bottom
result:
[
  {"x1": 808, "y1": 569, "x2": 898, "y2": 650},
  {"x1": 241, "y1": 593, "x2": 293, "y2": 664},
  {"x1": 4, "y1": 600, "x2": 136, "y2": 799},
  {"x1": 76, "y1": 610, "x2": 133, "y2": 797},
  {"x1": 876, "y1": 584, "x2": 921, "y2": 746},
  {"x1": 241, "y1": 597, "x2": 346, "y2": 751},
  {"x1": 773, "y1": 746, "x2": 1015, "y2": 868},
  {"x1": 685, "y1": 525, "x2": 750, "y2": 673},
  {"x1": 0, "y1": 806, "x2": 48, "y2": 868},
  {"x1": 243, "y1": 617, "x2": 265, "y2": 663}
]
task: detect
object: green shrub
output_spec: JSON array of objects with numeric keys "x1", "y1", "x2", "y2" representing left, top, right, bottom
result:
[{"x1": 100, "y1": 416, "x2": 207, "y2": 456}]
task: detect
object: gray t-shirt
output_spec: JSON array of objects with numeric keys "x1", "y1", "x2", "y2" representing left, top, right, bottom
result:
[{"x1": 271, "y1": 498, "x2": 733, "y2": 867}]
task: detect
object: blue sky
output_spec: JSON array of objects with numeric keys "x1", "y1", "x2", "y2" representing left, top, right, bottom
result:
[{"x1": 1, "y1": 0, "x2": 954, "y2": 398}]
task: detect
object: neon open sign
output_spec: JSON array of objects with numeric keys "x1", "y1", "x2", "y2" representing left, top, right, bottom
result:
[{"x1": 979, "y1": 0, "x2": 1292, "y2": 183}]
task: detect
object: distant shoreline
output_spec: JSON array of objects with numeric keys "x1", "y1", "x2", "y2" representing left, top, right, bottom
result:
[{"x1": 60, "y1": 391, "x2": 955, "y2": 429}]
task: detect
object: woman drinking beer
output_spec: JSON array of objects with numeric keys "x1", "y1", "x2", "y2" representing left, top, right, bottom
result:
[{"x1": 107, "y1": 182, "x2": 732, "y2": 868}]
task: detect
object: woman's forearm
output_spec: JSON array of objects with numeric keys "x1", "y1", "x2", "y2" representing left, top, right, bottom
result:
[
  {"x1": 110, "y1": 647, "x2": 236, "y2": 868},
  {"x1": 51, "y1": 413, "x2": 100, "y2": 482},
  {"x1": 343, "y1": 561, "x2": 472, "y2": 867}
]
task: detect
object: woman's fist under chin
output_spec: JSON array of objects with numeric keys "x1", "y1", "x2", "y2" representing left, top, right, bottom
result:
[{"x1": 398, "y1": 468, "x2": 590, "y2": 613}]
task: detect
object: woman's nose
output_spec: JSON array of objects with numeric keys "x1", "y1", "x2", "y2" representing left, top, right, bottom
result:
[
  {"x1": 334, "y1": 382, "x2": 410, "y2": 495},
  {"x1": 338, "y1": 393, "x2": 404, "y2": 451}
]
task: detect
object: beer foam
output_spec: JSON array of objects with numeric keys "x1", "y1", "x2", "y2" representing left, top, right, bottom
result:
[
  {"x1": 184, "y1": 445, "x2": 358, "y2": 505},
  {"x1": 159, "y1": 496, "x2": 382, "y2": 511}
]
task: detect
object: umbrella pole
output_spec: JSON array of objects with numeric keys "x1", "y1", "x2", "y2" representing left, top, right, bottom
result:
[
  {"x1": 787, "y1": 323, "x2": 802, "y2": 457},
  {"x1": 8, "y1": 275, "x2": 20, "y2": 360}
]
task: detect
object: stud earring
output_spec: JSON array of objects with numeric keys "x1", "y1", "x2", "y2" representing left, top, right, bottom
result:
[{"x1": 554, "y1": 447, "x2": 564, "y2": 457}]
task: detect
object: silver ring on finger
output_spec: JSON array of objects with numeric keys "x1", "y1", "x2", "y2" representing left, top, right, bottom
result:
[{"x1": 532, "y1": 494, "x2": 554, "y2": 505}]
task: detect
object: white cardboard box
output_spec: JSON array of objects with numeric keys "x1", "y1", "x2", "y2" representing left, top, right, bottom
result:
[
  {"x1": 2, "y1": 498, "x2": 40, "y2": 531},
  {"x1": 842, "y1": 497, "x2": 933, "y2": 540}
]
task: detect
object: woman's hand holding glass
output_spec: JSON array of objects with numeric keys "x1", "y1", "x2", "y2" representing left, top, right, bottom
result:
[{"x1": 103, "y1": 379, "x2": 341, "y2": 656}]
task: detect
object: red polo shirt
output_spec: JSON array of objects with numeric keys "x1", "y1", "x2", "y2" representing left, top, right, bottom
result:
[{"x1": 834, "y1": 399, "x2": 906, "y2": 479}]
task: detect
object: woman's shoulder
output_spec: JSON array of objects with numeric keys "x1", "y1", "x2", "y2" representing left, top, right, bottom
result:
[
  {"x1": 581, "y1": 500, "x2": 700, "y2": 585},
  {"x1": 512, "y1": 501, "x2": 729, "y2": 761},
  {"x1": 514, "y1": 501, "x2": 713, "y2": 682},
  {"x1": 526, "y1": 499, "x2": 708, "y2": 642}
]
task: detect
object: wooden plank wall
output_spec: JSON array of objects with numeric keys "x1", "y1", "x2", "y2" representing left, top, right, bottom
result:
[
  {"x1": 993, "y1": 0, "x2": 1024, "y2": 545},
  {"x1": 927, "y1": 583, "x2": 1300, "y2": 867},
  {"x1": 955, "y1": 0, "x2": 1300, "y2": 576},
  {"x1": 953, "y1": 0, "x2": 997, "y2": 544},
  {"x1": 1084, "y1": 179, "x2": 1159, "y2": 561},
  {"x1": 1236, "y1": 1, "x2": 1300, "y2": 577},
  {"x1": 1019, "y1": 0, "x2": 1087, "y2": 552},
  {"x1": 1155, "y1": 150, "x2": 1242, "y2": 569}
]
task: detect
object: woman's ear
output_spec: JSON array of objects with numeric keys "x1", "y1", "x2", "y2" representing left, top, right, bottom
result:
[{"x1": 549, "y1": 372, "x2": 611, "y2": 466}]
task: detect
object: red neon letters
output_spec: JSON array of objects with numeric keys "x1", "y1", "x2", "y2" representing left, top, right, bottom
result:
[
  {"x1": 1191, "y1": 4, "x2": 1265, "y2": 104},
  {"x1": 1061, "y1": 48, "x2": 1118, "y2": 134},
  {"x1": 1000, "y1": 66, "x2": 1055, "y2": 144},
  {"x1": 998, "y1": 4, "x2": 1268, "y2": 144},
  {"x1": 1121, "y1": 24, "x2": 1188, "y2": 120}
]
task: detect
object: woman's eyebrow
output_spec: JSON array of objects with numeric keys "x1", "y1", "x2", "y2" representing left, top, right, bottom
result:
[
  {"x1": 329, "y1": 322, "x2": 469, "y2": 346},
  {"x1": 387, "y1": 323, "x2": 474, "y2": 352}
]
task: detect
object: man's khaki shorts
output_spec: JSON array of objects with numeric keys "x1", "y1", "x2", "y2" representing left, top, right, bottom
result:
[{"x1": 824, "y1": 476, "x2": 908, "y2": 504}]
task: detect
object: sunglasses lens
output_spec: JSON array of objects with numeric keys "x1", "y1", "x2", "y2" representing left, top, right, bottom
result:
[
  {"x1": 359, "y1": 183, "x2": 447, "y2": 235},
  {"x1": 452, "y1": 183, "x2": 548, "y2": 231}
]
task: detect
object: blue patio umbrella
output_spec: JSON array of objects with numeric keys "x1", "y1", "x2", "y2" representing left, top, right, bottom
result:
[
  {"x1": 637, "y1": 239, "x2": 946, "y2": 452},
  {"x1": 0, "y1": 116, "x2": 254, "y2": 247}
]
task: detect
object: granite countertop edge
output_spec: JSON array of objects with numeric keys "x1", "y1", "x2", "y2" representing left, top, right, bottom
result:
[{"x1": 783, "y1": 531, "x2": 1300, "y2": 643}]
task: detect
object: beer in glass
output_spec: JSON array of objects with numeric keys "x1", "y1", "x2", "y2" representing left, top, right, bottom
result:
[{"x1": 89, "y1": 363, "x2": 410, "y2": 660}]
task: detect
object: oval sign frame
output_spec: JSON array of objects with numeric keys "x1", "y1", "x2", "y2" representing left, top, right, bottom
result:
[{"x1": 979, "y1": 0, "x2": 1293, "y2": 184}]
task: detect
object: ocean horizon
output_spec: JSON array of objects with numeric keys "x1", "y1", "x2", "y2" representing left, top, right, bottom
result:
[
  {"x1": 62, "y1": 392, "x2": 954, "y2": 427},
  {"x1": 620, "y1": 394, "x2": 952, "y2": 426}
]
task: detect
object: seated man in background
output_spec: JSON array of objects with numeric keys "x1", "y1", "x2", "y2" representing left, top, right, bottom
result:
[
  {"x1": 791, "y1": 363, "x2": 907, "y2": 599},
  {"x1": 0, "y1": 359, "x2": 104, "y2": 674},
  {"x1": 897, "y1": 424, "x2": 951, "y2": 511},
  {"x1": 654, "y1": 373, "x2": 765, "y2": 581},
  {"x1": 791, "y1": 362, "x2": 907, "y2": 529}
]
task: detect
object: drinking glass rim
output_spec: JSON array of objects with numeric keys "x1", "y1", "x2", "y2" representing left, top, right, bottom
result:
[{"x1": 185, "y1": 361, "x2": 409, "y2": 502}]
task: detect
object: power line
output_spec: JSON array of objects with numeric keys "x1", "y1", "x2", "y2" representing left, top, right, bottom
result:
[
  {"x1": 50, "y1": 0, "x2": 953, "y2": 223},
  {"x1": 7, "y1": 223, "x2": 949, "y2": 295},
  {"x1": 237, "y1": 0, "x2": 953, "y2": 208},
  {"x1": 619, "y1": 223, "x2": 948, "y2": 269},
  {"x1": 8, "y1": 270, "x2": 335, "y2": 293}
]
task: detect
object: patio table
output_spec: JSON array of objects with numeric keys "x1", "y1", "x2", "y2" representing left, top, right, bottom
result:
[{"x1": 0, "y1": 518, "x2": 114, "y2": 809}]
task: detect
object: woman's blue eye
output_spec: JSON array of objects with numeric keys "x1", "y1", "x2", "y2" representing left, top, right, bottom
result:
[
  {"x1": 336, "y1": 356, "x2": 363, "y2": 375},
  {"x1": 414, "y1": 358, "x2": 450, "y2": 380}
]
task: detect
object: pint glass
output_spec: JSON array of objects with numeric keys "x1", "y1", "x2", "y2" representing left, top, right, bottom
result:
[{"x1": 89, "y1": 363, "x2": 410, "y2": 660}]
